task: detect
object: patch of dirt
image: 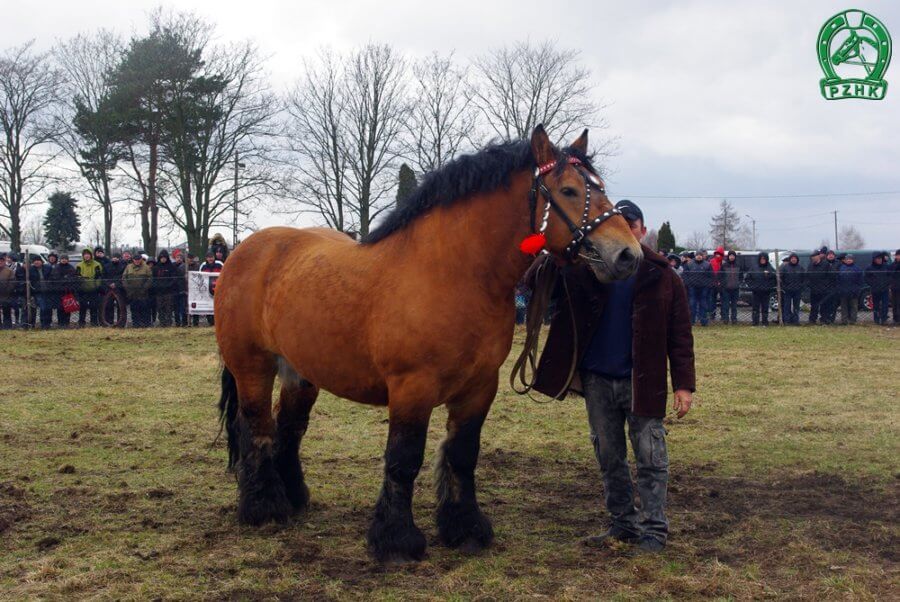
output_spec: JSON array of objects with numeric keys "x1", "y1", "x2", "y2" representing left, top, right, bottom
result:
[
  {"x1": 478, "y1": 449, "x2": 900, "y2": 564},
  {"x1": 0, "y1": 481, "x2": 31, "y2": 533}
]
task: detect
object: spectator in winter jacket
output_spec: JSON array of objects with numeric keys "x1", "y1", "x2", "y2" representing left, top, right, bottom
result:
[
  {"x1": 198, "y1": 251, "x2": 223, "y2": 326},
  {"x1": 891, "y1": 249, "x2": 900, "y2": 325},
  {"x1": 152, "y1": 250, "x2": 178, "y2": 327},
  {"x1": 172, "y1": 250, "x2": 188, "y2": 327},
  {"x1": 122, "y1": 254, "x2": 153, "y2": 327},
  {"x1": 805, "y1": 248, "x2": 829, "y2": 324},
  {"x1": 778, "y1": 252, "x2": 805, "y2": 325},
  {"x1": 744, "y1": 252, "x2": 775, "y2": 326},
  {"x1": 0, "y1": 253, "x2": 16, "y2": 329},
  {"x1": 821, "y1": 249, "x2": 840, "y2": 324},
  {"x1": 864, "y1": 251, "x2": 891, "y2": 325},
  {"x1": 681, "y1": 250, "x2": 712, "y2": 326},
  {"x1": 27, "y1": 256, "x2": 53, "y2": 328},
  {"x1": 50, "y1": 255, "x2": 78, "y2": 328},
  {"x1": 75, "y1": 248, "x2": 104, "y2": 327},
  {"x1": 708, "y1": 246, "x2": 724, "y2": 320},
  {"x1": 837, "y1": 254, "x2": 864, "y2": 325},
  {"x1": 719, "y1": 250, "x2": 741, "y2": 324}
]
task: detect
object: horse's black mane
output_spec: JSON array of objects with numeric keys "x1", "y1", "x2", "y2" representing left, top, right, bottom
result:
[{"x1": 362, "y1": 139, "x2": 593, "y2": 245}]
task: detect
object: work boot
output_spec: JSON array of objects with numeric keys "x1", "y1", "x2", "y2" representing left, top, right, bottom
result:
[
  {"x1": 582, "y1": 527, "x2": 640, "y2": 548},
  {"x1": 633, "y1": 536, "x2": 665, "y2": 554}
]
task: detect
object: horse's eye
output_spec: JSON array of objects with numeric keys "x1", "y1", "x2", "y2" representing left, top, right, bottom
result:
[{"x1": 561, "y1": 187, "x2": 578, "y2": 198}]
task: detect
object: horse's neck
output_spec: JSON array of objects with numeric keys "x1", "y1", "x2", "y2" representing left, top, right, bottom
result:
[{"x1": 388, "y1": 171, "x2": 535, "y2": 300}]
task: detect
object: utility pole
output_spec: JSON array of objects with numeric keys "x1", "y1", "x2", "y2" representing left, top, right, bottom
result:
[
  {"x1": 745, "y1": 214, "x2": 757, "y2": 249},
  {"x1": 233, "y1": 151, "x2": 239, "y2": 249},
  {"x1": 833, "y1": 210, "x2": 839, "y2": 250}
]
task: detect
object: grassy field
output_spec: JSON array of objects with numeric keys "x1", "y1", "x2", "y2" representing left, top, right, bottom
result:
[{"x1": 0, "y1": 325, "x2": 897, "y2": 600}]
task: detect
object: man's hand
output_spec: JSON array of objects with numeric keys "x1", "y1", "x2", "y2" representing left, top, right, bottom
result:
[{"x1": 673, "y1": 389, "x2": 693, "y2": 419}]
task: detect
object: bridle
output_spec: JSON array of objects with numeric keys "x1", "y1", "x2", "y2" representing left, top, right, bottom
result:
[{"x1": 526, "y1": 155, "x2": 622, "y2": 262}]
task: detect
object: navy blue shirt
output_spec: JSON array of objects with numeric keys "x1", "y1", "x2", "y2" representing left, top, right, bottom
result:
[{"x1": 581, "y1": 274, "x2": 636, "y2": 378}]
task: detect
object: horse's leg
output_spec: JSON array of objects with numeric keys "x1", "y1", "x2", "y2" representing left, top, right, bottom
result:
[
  {"x1": 273, "y1": 361, "x2": 318, "y2": 512},
  {"x1": 368, "y1": 403, "x2": 432, "y2": 563},
  {"x1": 233, "y1": 358, "x2": 293, "y2": 525},
  {"x1": 435, "y1": 382, "x2": 496, "y2": 551}
]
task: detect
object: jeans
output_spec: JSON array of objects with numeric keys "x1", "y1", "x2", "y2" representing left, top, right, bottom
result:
[
  {"x1": 840, "y1": 294, "x2": 858, "y2": 324},
  {"x1": 582, "y1": 372, "x2": 669, "y2": 544},
  {"x1": 688, "y1": 286, "x2": 708, "y2": 326},
  {"x1": 751, "y1": 291, "x2": 770, "y2": 325},
  {"x1": 780, "y1": 290, "x2": 801, "y2": 324},
  {"x1": 79, "y1": 291, "x2": 100, "y2": 326},
  {"x1": 871, "y1": 291, "x2": 889, "y2": 324},
  {"x1": 893, "y1": 288, "x2": 900, "y2": 324},
  {"x1": 720, "y1": 289, "x2": 739, "y2": 323},
  {"x1": 821, "y1": 292, "x2": 838, "y2": 324}
]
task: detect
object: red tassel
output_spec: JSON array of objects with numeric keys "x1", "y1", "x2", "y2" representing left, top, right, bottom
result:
[{"x1": 519, "y1": 233, "x2": 546, "y2": 254}]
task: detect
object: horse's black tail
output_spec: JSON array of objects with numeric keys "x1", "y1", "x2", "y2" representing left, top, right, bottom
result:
[{"x1": 218, "y1": 366, "x2": 240, "y2": 470}]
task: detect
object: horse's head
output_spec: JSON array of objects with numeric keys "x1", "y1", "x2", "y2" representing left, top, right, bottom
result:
[{"x1": 529, "y1": 125, "x2": 642, "y2": 282}]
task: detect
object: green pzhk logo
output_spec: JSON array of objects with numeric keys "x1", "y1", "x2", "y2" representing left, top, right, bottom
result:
[{"x1": 818, "y1": 10, "x2": 892, "y2": 100}]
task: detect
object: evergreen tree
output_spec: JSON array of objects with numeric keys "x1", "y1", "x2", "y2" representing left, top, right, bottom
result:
[
  {"x1": 396, "y1": 163, "x2": 417, "y2": 210},
  {"x1": 43, "y1": 191, "x2": 81, "y2": 251},
  {"x1": 657, "y1": 221, "x2": 676, "y2": 252}
]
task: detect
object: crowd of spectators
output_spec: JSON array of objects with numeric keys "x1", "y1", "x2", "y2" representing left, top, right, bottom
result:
[
  {"x1": 667, "y1": 247, "x2": 900, "y2": 326},
  {"x1": 0, "y1": 239, "x2": 229, "y2": 330}
]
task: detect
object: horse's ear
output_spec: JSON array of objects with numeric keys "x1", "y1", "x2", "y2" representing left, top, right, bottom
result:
[
  {"x1": 570, "y1": 129, "x2": 589, "y2": 155},
  {"x1": 530, "y1": 124, "x2": 555, "y2": 165}
]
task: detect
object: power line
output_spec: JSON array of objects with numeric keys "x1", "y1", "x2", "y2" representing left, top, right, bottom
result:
[{"x1": 613, "y1": 190, "x2": 900, "y2": 199}]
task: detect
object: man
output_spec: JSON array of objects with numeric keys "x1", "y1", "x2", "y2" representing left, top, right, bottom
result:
[
  {"x1": 94, "y1": 246, "x2": 110, "y2": 269},
  {"x1": 533, "y1": 199, "x2": 695, "y2": 554},
  {"x1": 778, "y1": 253, "x2": 805, "y2": 325},
  {"x1": 75, "y1": 248, "x2": 103, "y2": 326},
  {"x1": 0, "y1": 253, "x2": 15, "y2": 329},
  {"x1": 892, "y1": 250, "x2": 900, "y2": 325},
  {"x1": 719, "y1": 250, "x2": 741, "y2": 324},
  {"x1": 26, "y1": 256, "x2": 53, "y2": 328},
  {"x1": 47, "y1": 252, "x2": 59, "y2": 269},
  {"x1": 745, "y1": 252, "x2": 775, "y2": 326},
  {"x1": 681, "y1": 249, "x2": 712, "y2": 326},
  {"x1": 864, "y1": 252, "x2": 891, "y2": 325},
  {"x1": 122, "y1": 253, "x2": 153, "y2": 327},
  {"x1": 172, "y1": 250, "x2": 188, "y2": 327},
  {"x1": 837, "y1": 254, "x2": 863, "y2": 325},
  {"x1": 822, "y1": 250, "x2": 840, "y2": 324},
  {"x1": 806, "y1": 249, "x2": 829, "y2": 324},
  {"x1": 152, "y1": 249, "x2": 177, "y2": 327}
]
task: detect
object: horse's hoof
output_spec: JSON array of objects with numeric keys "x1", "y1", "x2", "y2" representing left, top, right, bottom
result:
[
  {"x1": 284, "y1": 482, "x2": 310, "y2": 513},
  {"x1": 437, "y1": 504, "x2": 494, "y2": 550},
  {"x1": 237, "y1": 481, "x2": 293, "y2": 525},
  {"x1": 368, "y1": 522, "x2": 427, "y2": 564}
]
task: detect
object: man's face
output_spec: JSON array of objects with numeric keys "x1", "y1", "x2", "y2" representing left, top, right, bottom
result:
[
  {"x1": 790, "y1": 256, "x2": 798, "y2": 265},
  {"x1": 133, "y1": 257, "x2": 142, "y2": 267},
  {"x1": 844, "y1": 257, "x2": 853, "y2": 265},
  {"x1": 827, "y1": 252, "x2": 835, "y2": 261},
  {"x1": 83, "y1": 253, "x2": 91, "y2": 262},
  {"x1": 160, "y1": 255, "x2": 168, "y2": 263},
  {"x1": 695, "y1": 254, "x2": 704, "y2": 262},
  {"x1": 96, "y1": 251, "x2": 104, "y2": 259},
  {"x1": 122, "y1": 253, "x2": 132, "y2": 262},
  {"x1": 206, "y1": 256, "x2": 214, "y2": 263},
  {"x1": 874, "y1": 256, "x2": 882, "y2": 265},
  {"x1": 626, "y1": 218, "x2": 646, "y2": 241},
  {"x1": 49, "y1": 256, "x2": 57, "y2": 264},
  {"x1": 112, "y1": 257, "x2": 120, "y2": 264},
  {"x1": 812, "y1": 254, "x2": 821, "y2": 264}
]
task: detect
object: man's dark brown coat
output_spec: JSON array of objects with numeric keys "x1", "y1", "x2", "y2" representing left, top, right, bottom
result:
[{"x1": 533, "y1": 244, "x2": 695, "y2": 417}]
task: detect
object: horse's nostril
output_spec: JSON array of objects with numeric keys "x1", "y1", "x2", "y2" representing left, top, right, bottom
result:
[{"x1": 614, "y1": 248, "x2": 639, "y2": 273}]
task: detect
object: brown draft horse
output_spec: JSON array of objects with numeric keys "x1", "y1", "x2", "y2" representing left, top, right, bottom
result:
[{"x1": 214, "y1": 125, "x2": 642, "y2": 563}]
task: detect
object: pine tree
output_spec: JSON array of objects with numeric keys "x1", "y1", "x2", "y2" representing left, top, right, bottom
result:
[
  {"x1": 657, "y1": 221, "x2": 676, "y2": 252},
  {"x1": 43, "y1": 191, "x2": 81, "y2": 251},
  {"x1": 396, "y1": 163, "x2": 417, "y2": 210}
]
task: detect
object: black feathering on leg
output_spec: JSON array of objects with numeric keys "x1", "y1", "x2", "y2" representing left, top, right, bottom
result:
[
  {"x1": 235, "y1": 413, "x2": 292, "y2": 525},
  {"x1": 435, "y1": 417, "x2": 494, "y2": 551},
  {"x1": 273, "y1": 423, "x2": 309, "y2": 511},
  {"x1": 368, "y1": 420, "x2": 428, "y2": 563}
]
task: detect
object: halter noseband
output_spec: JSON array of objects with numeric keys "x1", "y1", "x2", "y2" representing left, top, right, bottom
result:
[{"x1": 523, "y1": 156, "x2": 622, "y2": 261}]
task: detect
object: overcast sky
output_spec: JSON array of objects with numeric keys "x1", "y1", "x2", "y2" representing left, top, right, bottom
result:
[{"x1": 7, "y1": 0, "x2": 900, "y2": 250}]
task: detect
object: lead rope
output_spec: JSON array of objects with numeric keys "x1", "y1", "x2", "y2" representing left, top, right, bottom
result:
[{"x1": 509, "y1": 259, "x2": 580, "y2": 403}]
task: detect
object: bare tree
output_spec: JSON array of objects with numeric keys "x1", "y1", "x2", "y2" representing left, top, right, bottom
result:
[
  {"x1": 21, "y1": 213, "x2": 46, "y2": 245},
  {"x1": 407, "y1": 52, "x2": 476, "y2": 173},
  {"x1": 683, "y1": 230, "x2": 709, "y2": 251},
  {"x1": 708, "y1": 199, "x2": 743, "y2": 249},
  {"x1": 284, "y1": 50, "x2": 353, "y2": 232},
  {"x1": 54, "y1": 30, "x2": 125, "y2": 252},
  {"x1": 342, "y1": 44, "x2": 409, "y2": 237},
  {"x1": 642, "y1": 228, "x2": 658, "y2": 251},
  {"x1": 0, "y1": 42, "x2": 64, "y2": 252},
  {"x1": 839, "y1": 225, "x2": 865, "y2": 250},
  {"x1": 471, "y1": 40, "x2": 606, "y2": 144}
]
